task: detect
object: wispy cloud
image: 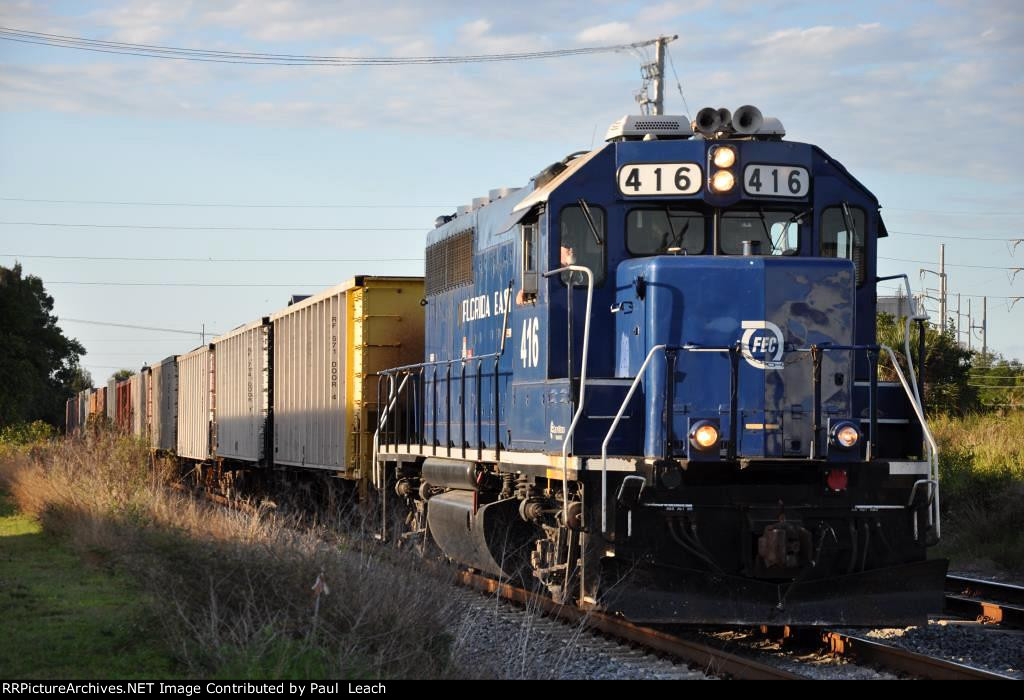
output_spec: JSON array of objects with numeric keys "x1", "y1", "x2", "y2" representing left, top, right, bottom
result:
[{"x1": 1, "y1": 1, "x2": 1021, "y2": 179}]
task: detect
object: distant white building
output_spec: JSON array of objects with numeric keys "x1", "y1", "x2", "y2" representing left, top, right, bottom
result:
[{"x1": 878, "y1": 294, "x2": 926, "y2": 320}]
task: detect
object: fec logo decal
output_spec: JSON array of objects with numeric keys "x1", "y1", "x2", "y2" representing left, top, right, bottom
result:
[{"x1": 741, "y1": 321, "x2": 785, "y2": 370}]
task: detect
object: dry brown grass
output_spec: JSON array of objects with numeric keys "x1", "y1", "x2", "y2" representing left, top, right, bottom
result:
[{"x1": 0, "y1": 430, "x2": 476, "y2": 679}]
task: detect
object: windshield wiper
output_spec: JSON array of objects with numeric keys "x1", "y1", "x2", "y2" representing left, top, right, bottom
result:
[
  {"x1": 664, "y1": 206, "x2": 691, "y2": 253},
  {"x1": 755, "y1": 207, "x2": 777, "y2": 252},
  {"x1": 771, "y1": 208, "x2": 812, "y2": 254},
  {"x1": 840, "y1": 202, "x2": 857, "y2": 258},
  {"x1": 577, "y1": 198, "x2": 603, "y2": 246}
]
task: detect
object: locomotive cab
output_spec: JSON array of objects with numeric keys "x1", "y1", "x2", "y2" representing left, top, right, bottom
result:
[{"x1": 376, "y1": 106, "x2": 946, "y2": 627}]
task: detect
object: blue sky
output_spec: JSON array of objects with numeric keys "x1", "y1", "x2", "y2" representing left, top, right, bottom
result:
[{"x1": 1, "y1": 0, "x2": 1022, "y2": 382}]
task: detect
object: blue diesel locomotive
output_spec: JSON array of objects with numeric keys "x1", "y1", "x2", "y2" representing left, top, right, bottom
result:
[{"x1": 375, "y1": 106, "x2": 945, "y2": 626}]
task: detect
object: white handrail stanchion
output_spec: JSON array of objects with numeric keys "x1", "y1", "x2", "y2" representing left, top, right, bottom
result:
[
  {"x1": 880, "y1": 344, "x2": 940, "y2": 539},
  {"x1": 372, "y1": 372, "x2": 409, "y2": 540},
  {"x1": 543, "y1": 265, "x2": 594, "y2": 542},
  {"x1": 600, "y1": 344, "x2": 666, "y2": 533}
]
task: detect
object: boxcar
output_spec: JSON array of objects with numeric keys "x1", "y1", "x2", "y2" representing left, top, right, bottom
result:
[
  {"x1": 268, "y1": 276, "x2": 423, "y2": 477},
  {"x1": 176, "y1": 346, "x2": 213, "y2": 461},
  {"x1": 106, "y1": 378, "x2": 117, "y2": 421},
  {"x1": 149, "y1": 357, "x2": 178, "y2": 452},
  {"x1": 212, "y1": 319, "x2": 269, "y2": 464}
]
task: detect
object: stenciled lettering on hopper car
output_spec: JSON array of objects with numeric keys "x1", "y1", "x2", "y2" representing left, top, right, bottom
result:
[{"x1": 331, "y1": 314, "x2": 338, "y2": 400}]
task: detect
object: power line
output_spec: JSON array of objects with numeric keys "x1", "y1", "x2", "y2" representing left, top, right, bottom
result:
[
  {"x1": 879, "y1": 256, "x2": 1022, "y2": 270},
  {"x1": 877, "y1": 285, "x2": 1022, "y2": 302},
  {"x1": 664, "y1": 44, "x2": 690, "y2": 116},
  {"x1": 0, "y1": 27, "x2": 658, "y2": 66},
  {"x1": 889, "y1": 230, "x2": 1022, "y2": 242},
  {"x1": 0, "y1": 212, "x2": 1017, "y2": 240},
  {"x1": 885, "y1": 207, "x2": 1022, "y2": 216},
  {"x1": 7, "y1": 221, "x2": 1018, "y2": 241},
  {"x1": 61, "y1": 318, "x2": 215, "y2": 335},
  {"x1": 5, "y1": 197, "x2": 1022, "y2": 216},
  {"x1": 0, "y1": 196, "x2": 447, "y2": 209},
  {"x1": 3, "y1": 253, "x2": 424, "y2": 263},
  {"x1": 49, "y1": 281, "x2": 342, "y2": 287},
  {"x1": 81, "y1": 364, "x2": 152, "y2": 371},
  {"x1": 0, "y1": 221, "x2": 422, "y2": 232}
]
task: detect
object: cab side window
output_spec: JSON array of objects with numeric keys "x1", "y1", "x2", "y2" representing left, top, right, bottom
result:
[
  {"x1": 820, "y1": 206, "x2": 866, "y2": 285},
  {"x1": 520, "y1": 221, "x2": 538, "y2": 299},
  {"x1": 559, "y1": 205, "x2": 606, "y2": 286}
]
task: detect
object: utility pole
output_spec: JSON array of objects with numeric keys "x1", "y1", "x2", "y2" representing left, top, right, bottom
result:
[
  {"x1": 982, "y1": 296, "x2": 987, "y2": 358},
  {"x1": 939, "y1": 244, "x2": 947, "y2": 329},
  {"x1": 967, "y1": 298, "x2": 973, "y2": 351},
  {"x1": 202, "y1": 323, "x2": 205, "y2": 345},
  {"x1": 955, "y1": 293, "x2": 963, "y2": 347},
  {"x1": 637, "y1": 35, "x2": 678, "y2": 116},
  {"x1": 919, "y1": 242, "x2": 948, "y2": 331}
]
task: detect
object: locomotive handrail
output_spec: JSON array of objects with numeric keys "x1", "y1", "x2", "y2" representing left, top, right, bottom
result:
[
  {"x1": 600, "y1": 344, "x2": 667, "y2": 533},
  {"x1": 880, "y1": 343, "x2": 940, "y2": 540},
  {"x1": 793, "y1": 343, "x2": 879, "y2": 458},
  {"x1": 543, "y1": 264, "x2": 594, "y2": 545},
  {"x1": 372, "y1": 370, "x2": 417, "y2": 542},
  {"x1": 794, "y1": 341, "x2": 938, "y2": 538},
  {"x1": 876, "y1": 273, "x2": 927, "y2": 410},
  {"x1": 597, "y1": 340, "x2": 938, "y2": 537},
  {"x1": 598, "y1": 342, "x2": 737, "y2": 534},
  {"x1": 372, "y1": 372, "x2": 409, "y2": 489},
  {"x1": 372, "y1": 281, "x2": 513, "y2": 541}
]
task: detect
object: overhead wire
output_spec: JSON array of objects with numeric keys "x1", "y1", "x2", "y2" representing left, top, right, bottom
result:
[
  {"x1": 884, "y1": 207, "x2": 1022, "y2": 216},
  {"x1": 2, "y1": 253, "x2": 424, "y2": 263},
  {"x1": 878, "y1": 256, "x2": 1023, "y2": 270},
  {"x1": 61, "y1": 318, "x2": 216, "y2": 335},
  {"x1": 48, "y1": 281, "x2": 347, "y2": 287},
  {"x1": 0, "y1": 27, "x2": 659, "y2": 66},
  {"x1": 887, "y1": 230, "x2": 1023, "y2": 242},
  {"x1": 0, "y1": 196, "x2": 447, "y2": 209},
  {"x1": 4, "y1": 198, "x2": 1023, "y2": 216},
  {"x1": 0, "y1": 221, "x2": 422, "y2": 231},
  {"x1": 664, "y1": 44, "x2": 691, "y2": 116}
]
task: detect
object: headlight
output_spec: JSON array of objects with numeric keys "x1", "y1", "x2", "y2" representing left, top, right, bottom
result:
[
  {"x1": 710, "y1": 169, "x2": 735, "y2": 193},
  {"x1": 712, "y1": 146, "x2": 736, "y2": 168},
  {"x1": 689, "y1": 420, "x2": 720, "y2": 451},
  {"x1": 831, "y1": 421, "x2": 861, "y2": 449}
]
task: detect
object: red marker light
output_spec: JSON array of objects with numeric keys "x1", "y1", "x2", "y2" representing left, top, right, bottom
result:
[{"x1": 827, "y1": 468, "x2": 848, "y2": 492}]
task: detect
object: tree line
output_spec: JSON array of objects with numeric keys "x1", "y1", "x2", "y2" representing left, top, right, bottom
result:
[{"x1": 0, "y1": 264, "x2": 1020, "y2": 432}]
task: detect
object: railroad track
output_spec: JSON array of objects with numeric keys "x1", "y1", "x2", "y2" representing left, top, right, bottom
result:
[
  {"x1": 945, "y1": 575, "x2": 1024, "y2": 629},
  {"x1": 177, "y1": 482, "x2": 1018, "y2": 680},
  {"x1": 458, "y1": 571, "x2": 1017, "y2": 680},
  {"x1": 456, "y1": 570, "x2": 802, "y2": 680},
  {"x1": 819, "y1": 630, "x2": 1016, "y2": 680}
]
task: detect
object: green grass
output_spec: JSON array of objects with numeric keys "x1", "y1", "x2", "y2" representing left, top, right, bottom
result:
[
  {"x1": 0, "y1": 491, "x2": 178, "y2": 679},
  {"x1": 931, "y1": 412, "x2": 1024, "y2": 574}
]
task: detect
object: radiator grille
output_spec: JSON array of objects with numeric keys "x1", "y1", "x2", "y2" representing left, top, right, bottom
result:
[{"x1": 425, "y1": 228, "x2": 474, "y2": 296}]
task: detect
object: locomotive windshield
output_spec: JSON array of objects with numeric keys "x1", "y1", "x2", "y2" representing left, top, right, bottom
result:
[
  {"x1": 626, "y1": 208, "x2": 706, "y2": 255},
  {"x1": 821, "y1": 205, "x2": 867, "y2": 284},
  {"x1": 719, "y1": 209, "x2": 802, "y2": 255},
  {"x1": 559, "y1": 204, "x2": 607, "y2": 285}
]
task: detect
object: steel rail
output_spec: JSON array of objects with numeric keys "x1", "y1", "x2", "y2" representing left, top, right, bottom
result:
[
  {"x1": 945, "y1": 575, "x2": 1024, "y2": 628},
  {"x1": 822, "y1": 631, "x2": 1016, "y2": 680},
  {"x1": 178, "y1": 481, "x2": 1019, "y2": 680},
  {"x1": 456, "y1": 570, "x2": 803, "y2": 680}
]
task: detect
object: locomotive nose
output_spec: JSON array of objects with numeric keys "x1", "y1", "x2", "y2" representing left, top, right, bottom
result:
[{"x1": 613, "y1": 255, "x2": 856, "y2": 461}]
